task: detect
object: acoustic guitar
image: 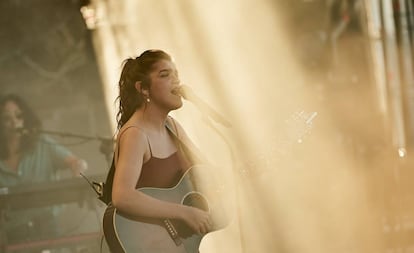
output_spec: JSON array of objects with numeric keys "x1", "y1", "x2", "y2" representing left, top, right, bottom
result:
[{"x1": 103, "y1": 164, "x2": 229, "y2": 253}]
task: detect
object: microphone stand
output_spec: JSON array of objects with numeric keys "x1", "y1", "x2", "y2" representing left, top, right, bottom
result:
[
  {"x1": 194, "y1": 112, "x2": 247, "y2": 253},
  {"x1": 36, "y1": 129, "x2": 114, "y2": 165}
]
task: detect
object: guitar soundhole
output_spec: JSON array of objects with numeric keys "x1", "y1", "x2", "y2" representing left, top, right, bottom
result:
[
  {"x1": 182, "y1": 192, "x2": 209, "y2": 212},
  {"x1": 172, "y1": 192, "x2": 209, "y2": 238}
]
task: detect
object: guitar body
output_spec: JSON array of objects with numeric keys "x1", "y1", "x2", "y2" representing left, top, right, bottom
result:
[{"x1": 103, "y1": 165, "x2": 228, "y2": 253}]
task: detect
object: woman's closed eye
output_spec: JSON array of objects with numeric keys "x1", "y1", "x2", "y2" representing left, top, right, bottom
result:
[
  {"x1": 159, "y1": 70, "x2": 171, "y2": 78},
  {"x1": 159, "y1": 69, "x2": 179, "y2": 79}
]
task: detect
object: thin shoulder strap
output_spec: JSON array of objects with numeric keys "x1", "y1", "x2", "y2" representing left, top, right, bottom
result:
[{"x1": 115, "y1": 125, "x2": 152, "y2": 164}]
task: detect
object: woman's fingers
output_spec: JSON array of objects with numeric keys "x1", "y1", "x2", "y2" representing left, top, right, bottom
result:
[{"x1": 199, "y1": 216, "x2": 212, "y2": 234}]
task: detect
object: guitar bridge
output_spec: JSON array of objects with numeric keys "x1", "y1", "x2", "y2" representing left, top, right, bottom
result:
[{"x1": 163, "y1": 219, "x2": 182, "y2": 246}]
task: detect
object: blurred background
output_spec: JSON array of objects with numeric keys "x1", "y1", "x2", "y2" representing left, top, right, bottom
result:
[{"x1": 1, "y1": 0, "x2": 414, "y2": 252}]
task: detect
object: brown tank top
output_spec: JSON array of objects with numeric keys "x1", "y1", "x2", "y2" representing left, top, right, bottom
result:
[
  {"x1": 117, "y1": 123, "x2": 192, "y2": 189},
  {"x1": 136, "y1": 151, "x2": 189, "y2": 188}
]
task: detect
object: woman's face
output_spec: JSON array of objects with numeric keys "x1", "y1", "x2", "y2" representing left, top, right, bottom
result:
[
  {"x1": 1, "y1": 100, "x2": 24, "y2": 135},
  {"x1": 147, "y1": 59, "x2": 183, "y2": 110}
]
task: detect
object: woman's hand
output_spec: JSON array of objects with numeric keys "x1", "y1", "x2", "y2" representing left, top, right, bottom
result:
[{"x1": 180, "y1": 206, "x2": 212, "y2": 235}]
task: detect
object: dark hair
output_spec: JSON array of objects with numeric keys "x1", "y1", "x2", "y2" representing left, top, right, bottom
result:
[
  {"x1": 116, "y1": 49, "x2": 172, "y2": 129},
  {"x1": 0, "y1": 94, "x2": 42, "y2": 159}
]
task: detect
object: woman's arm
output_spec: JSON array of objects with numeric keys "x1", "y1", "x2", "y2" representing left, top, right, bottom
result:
[{"x1": 43, "y1": 135, "x2": 88, "y2": 176}]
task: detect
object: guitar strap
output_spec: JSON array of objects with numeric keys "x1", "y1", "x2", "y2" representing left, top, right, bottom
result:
[
  {"x1": 165, "y1": 116, "x2": 205, "y2": 165},
  {"x1": 97, "y1": 157, "x2": 115, "y2": 205}
]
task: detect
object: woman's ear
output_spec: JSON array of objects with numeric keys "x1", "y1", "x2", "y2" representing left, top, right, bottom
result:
[
  {"x1": 135, "y1": 81, "x2": 149, "y2": 96},
  {"x1": 134, "y1": 81, "x2": 142, "y2": 92}
]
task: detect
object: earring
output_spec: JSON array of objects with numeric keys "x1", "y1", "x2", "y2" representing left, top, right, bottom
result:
[{"x1": 146, "y1": 97, "x2": 150, "y2": 103}]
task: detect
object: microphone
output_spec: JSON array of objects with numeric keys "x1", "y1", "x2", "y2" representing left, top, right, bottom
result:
[{"x1": 173, "y1": 85, "x2": 232, "y2": 128}]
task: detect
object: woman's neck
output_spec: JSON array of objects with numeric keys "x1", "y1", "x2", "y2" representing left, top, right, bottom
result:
[
  {"x1": 4, "y1": 137, "x2": 21, "y2": 172},
  {"x1": 7, "y1": 135, "x2": 21, "y2": 155},
  {"x1": 135, "y1": 106, "x2": 169, "y2": 133}
]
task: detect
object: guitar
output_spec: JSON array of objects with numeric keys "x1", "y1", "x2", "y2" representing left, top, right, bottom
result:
[{"x1": 103, "y1": 164, "x2": 229, "y2": 253}]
